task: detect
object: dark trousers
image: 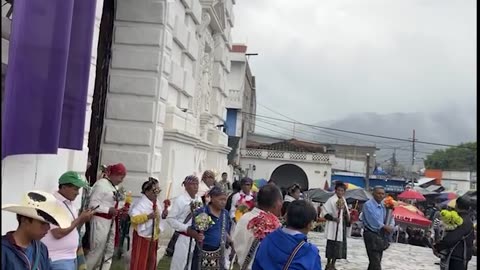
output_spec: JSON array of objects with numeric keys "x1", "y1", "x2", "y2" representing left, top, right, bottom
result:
[
  {"x1": 449, "y1": 258, "x2": 469, "y2": 270},
  {"x1": 363, "y1": 230, "x2": 383, "y2": 270}
]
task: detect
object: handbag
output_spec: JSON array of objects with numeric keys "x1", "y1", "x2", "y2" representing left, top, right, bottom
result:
[{"x1": 200, "y1": 212, "x2": 227, "y2": 270}]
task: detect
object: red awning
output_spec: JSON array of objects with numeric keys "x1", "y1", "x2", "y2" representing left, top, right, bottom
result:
[{"x1": 393, "y1": 205, "x2": 432, "y2": 227}]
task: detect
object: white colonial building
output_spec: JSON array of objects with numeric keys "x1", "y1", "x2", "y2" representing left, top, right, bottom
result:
[
  {"x1": 240, "y1": 139, "x2": 334, "y2": 190},
  {"x1": 1, "y1": 0, "x2": 240, "y2": 233}
]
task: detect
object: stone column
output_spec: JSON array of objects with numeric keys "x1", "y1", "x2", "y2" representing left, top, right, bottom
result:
[{"x1": 100, "y1": 0, "x2": 174, "y2": 195}]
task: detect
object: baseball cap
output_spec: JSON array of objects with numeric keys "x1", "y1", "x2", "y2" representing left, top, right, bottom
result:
[{"x1": 58, "y1": 171, "x2": 88, "y2": 188}]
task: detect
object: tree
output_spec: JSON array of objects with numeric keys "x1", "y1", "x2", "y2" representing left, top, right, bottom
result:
[{"x1": 424, "y1": 142, "x2": 477, "y2": 171}]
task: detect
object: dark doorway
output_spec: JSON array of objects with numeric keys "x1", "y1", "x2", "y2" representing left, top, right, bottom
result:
[
  {"x1": 270, "y1": 164, "x2": 309, "y2": 191},
  {"x1": 85, "y1": 0, "x2": 115, "y2": 185}
]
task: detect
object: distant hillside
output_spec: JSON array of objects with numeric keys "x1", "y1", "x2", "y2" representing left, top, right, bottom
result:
[{"x1": 312, "y1": 109, "x2": 476, "y2": 168}]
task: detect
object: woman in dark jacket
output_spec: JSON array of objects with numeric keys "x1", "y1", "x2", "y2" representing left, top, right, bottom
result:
[{"x1": 434, "y1": 195, "x2": 475, "y2": 270}]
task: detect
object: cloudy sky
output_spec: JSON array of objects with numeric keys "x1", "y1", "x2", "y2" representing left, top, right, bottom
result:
[{"x1": 231, "y1": 0, "x2": 477, "y2": 126}]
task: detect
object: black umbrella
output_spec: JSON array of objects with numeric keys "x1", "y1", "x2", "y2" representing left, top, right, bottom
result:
[
  {"x1": 304, "y1": 188, "x2": 334, "y2": 203},
  {"x1": 344, "y1": 188, "x2": 372, "y2": 202}
]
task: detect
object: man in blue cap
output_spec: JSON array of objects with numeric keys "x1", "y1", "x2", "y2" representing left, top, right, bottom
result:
[{"x1": 42, "y1": 171, "x2": 95, "y2": 270}]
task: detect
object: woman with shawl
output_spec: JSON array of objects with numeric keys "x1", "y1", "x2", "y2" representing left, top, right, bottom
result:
[
  {"x1": 321, "y1": 182, "x2": 350, "y2": 270},
  {"x1": 129, "y1": 177, "x2": 168, "y2": 270}
]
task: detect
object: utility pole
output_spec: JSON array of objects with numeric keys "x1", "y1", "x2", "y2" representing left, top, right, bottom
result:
[
  {"x1": 410, "y1": 129, "x2": 416, "y2": 181},
  {"x1": 411, "y1": 129, "x2": 416, "y2": 167},
  {"x1": 365, "y1": 153, "x2": 371, "y2": 191},
  {"x1": 391, "y1": 148, "x2": 397, "y2": 176}
]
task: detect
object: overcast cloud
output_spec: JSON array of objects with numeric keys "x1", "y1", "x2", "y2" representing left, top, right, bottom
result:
[{"x1": 232, "y1": 0, "x2": 477, "y2": 124}]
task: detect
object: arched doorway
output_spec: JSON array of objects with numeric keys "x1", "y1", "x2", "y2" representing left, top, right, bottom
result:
[{"x1": 270, "y1": 164, "x2": 309, "y2": 191}]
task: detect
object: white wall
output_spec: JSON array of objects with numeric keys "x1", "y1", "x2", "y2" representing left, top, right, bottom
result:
[
  {"x1": 1, "y1": 0, "x2": 104, "y2": 234},
  {"x1": 331, "y1": 156, "x2": 366, "y2": 173},
  {"x1": 240, "y1": 157, "x2": 331, "y2": 189},
  {"x1": 442, "y1": 179, "x2": 471, "y2": 192}
]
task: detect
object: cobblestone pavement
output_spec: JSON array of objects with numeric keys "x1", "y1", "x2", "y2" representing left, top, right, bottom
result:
[{"x1": 309, "y1": 232, "x2": 477, "y2": 270}]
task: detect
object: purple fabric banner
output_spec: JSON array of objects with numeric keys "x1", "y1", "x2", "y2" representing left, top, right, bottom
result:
[
  {"x1": 2, "y1": 0, "x2": 97, "y2": 159},
  {"x1": 59, "y1": 0, "x2": 97, "y2": 150}
]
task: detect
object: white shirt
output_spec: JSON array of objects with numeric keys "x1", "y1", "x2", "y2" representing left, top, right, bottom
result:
[
  {"x1": 41, "y1": 192, "x2": 79, "y2": 261},
  {"x1": 129, "y1": 195, "x2": 165, "y2": 238},
  {"x1": 166, "y1": 192, "x2": 202, "y2": 233},
  {"x1": 198, "y1": 181, "x2": 211, "y2": 198},
  {"x1": 88, "y1": 178, "x2": 118, "y2": 213},
  {"x1": 232, "y1": 207, "x2": 264, "y2": 269}
]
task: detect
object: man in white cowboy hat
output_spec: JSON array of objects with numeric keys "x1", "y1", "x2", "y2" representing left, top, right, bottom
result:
[
  {"x1": 2, "y1": 190, "x2": 71, "y2": 270},
  {"x1": 41, "y1": 171, "x2": 95, "y2": 270}
]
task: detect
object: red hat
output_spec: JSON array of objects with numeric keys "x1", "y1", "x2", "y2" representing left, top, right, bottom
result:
[{"x1": 107, "y1": 163, "x2": 127, "y2": 176}]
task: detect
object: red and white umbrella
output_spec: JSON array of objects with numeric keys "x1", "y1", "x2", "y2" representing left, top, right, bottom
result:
[
  {"x1": 393, "y1": 205, "x2": 432, "y2": 227},
  {"x1": 397, "y1": 189, "x2": 426, "y2": 201}
]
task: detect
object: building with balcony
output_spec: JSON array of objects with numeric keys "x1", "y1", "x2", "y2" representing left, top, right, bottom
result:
[
  {"x1": 225, "y1": 44, "x2": 256, "y2": 170},
  {"x1": 1, "y1": 0, "x2": 240, "y2": 233},
  {"x1": 240, "y1": 139, "x2": 334, "y2": 190}
]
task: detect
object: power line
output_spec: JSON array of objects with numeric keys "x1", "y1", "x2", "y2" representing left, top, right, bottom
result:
[
  {"x1": 257, "y1": 103, "x2": 415, "y2": 148},
  {"x1": 241, "y1": 111, "x2": 476, "y2": 149}
]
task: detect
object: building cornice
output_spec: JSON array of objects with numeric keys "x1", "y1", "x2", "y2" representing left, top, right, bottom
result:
[{"x1": 164, "y1": 129, "x2": 231, "y2": 154}]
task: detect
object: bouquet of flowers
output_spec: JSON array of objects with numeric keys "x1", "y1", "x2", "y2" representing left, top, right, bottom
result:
[
  {"x1": 440, "y1": 209, "x2": 463, "y2": 231},
  {"x1": 384, "y1": 196, "x2": 397, "y2": 225},
  {"x1": 235, "y1": 195, "x2": 255, "y2": 222},
  {"x1": 194, "y1": 212, "x2": 215, "y2": 232},
  {"x1": 336, "y1": 198, "x2": 345, "y2": 210},
  {"x1": 190, "y1": 200, "x2": 203, "y2": 212},
  {"x1": 163, "y1": 199, "x2": 171, "y2": 208}
]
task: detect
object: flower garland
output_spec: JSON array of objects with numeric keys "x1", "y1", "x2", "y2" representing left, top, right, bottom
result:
[
  {"x1": 440, "y1": 209, "x2": 463, "y2": 231},
  {"x1": 240, "y1": 212, "x2": 280, "y2": 270},
  {"x1": 247, "y1": 211, "x2": 281, "y2": 240}
]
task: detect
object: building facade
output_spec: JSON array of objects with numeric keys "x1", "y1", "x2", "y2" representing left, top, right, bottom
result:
[
  {"x1": 240, "y1": 139, "x2": 334, "y2": 190},
  {"x1": 225, "y1": 44, "x2": 256, "y2": 171},
  {"x1": 1, "y1": 0, "x2": 239, "y2": 233}
]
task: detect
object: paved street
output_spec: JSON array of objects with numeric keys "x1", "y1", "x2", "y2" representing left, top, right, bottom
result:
[{"x1": 309, "y1": 232, "x2": 477, "y2": 270}]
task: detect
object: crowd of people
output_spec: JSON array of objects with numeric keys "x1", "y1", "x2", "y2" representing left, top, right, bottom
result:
[{"x1": 1, "y1": 163, "x2": 476, "y2": 270}]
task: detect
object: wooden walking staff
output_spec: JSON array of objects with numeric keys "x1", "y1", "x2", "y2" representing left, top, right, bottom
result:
[{"x1": 146, "y1": 200, "x2": 158, "y2": 270}]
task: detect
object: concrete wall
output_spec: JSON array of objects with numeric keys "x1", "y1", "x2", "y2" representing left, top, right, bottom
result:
[
  {"x1": 331, "y1": 156, "x2": 366, "y2": 173},
  {"x1": 1, "y1": 0, "x2": 104, "y2": 234}
]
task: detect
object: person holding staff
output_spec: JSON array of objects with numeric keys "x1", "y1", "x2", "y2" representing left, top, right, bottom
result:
[
  {"x1": 129, "y1": 177, "x2": 168, "y2": 270},
  {"x1": 321, "y1": 182, "x2": 350, "y2": 270},
  {"x1": 166, "y1": 175, "x2": 204, "y2": 270}
]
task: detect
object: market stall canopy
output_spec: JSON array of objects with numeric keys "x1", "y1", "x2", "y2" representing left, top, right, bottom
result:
[
  {"x1": 393, "y1": 205, "x2": 432, "y2": 227},
  {"x1": 413, "y1": 186, "x2": 438, "y2": 196},
  {"x1": 398, "y1": 189, "x2": 426, "y2": 201}
]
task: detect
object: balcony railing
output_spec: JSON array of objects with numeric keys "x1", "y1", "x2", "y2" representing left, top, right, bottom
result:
[{"x1": 241, "y1": 148, "x2": 331, "y2": 164}]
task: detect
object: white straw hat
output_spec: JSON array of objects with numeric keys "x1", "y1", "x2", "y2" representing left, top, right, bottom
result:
[{"x1": 2, "y1": 191, "x2": 71, "y2": 228}]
